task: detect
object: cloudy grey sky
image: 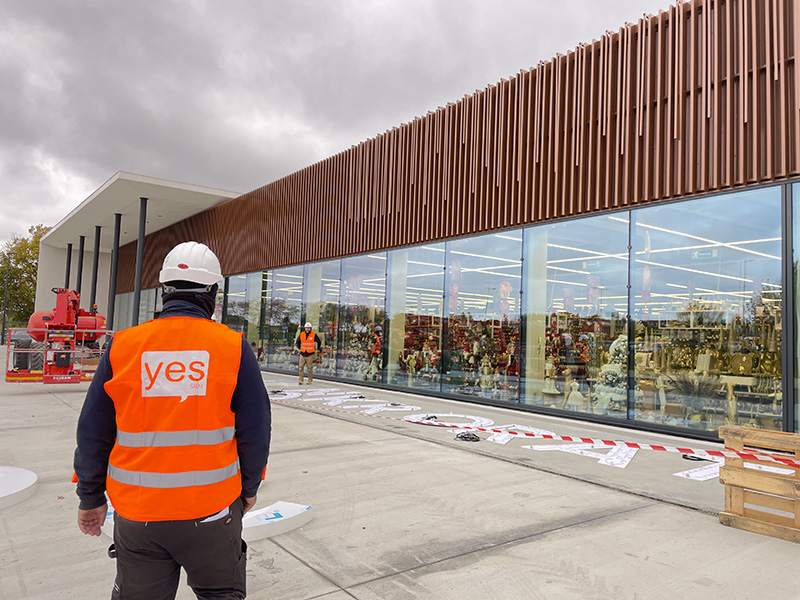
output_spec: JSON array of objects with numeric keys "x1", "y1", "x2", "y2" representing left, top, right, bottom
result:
[{"x1": 1, "y1": 0, "x2": 671, "y2": 246}]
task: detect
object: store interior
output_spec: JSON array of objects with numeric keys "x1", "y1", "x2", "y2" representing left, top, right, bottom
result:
[{"x1": 115, "y1": 184, "x2": 791, "y2": 436}]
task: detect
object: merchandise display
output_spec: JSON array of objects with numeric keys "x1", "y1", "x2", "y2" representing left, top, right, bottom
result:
[
  {"x1": 442, "y1": 314, "x2": 520, "y2": 401},
  {"x1": 394, "y1": 315, "x2": 442, "y2": 389},
  {"x1": 184, "y1": 185, "x2": 788, "y2": 437},
  {"x1": 634, "y1": 300, "x2": 783, "y2": 431}
]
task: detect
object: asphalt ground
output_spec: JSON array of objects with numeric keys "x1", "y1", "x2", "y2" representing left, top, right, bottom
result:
[{"x1": 1, "y1": 350, "x2": 799, "y2": 599}]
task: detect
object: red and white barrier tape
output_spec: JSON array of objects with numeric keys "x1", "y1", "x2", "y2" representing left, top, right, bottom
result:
[{"x1": 271, "y1": 397, "x2": 800, "y2": 470}]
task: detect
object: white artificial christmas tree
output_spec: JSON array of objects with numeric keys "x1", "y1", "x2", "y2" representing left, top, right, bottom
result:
[{"x1": 592, "y1": 334, "x2": 628, "y2": 413}]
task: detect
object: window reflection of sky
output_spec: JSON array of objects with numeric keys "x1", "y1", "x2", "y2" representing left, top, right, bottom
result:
[
  {"x1": 389, "y1": 243, "x2": 445, "y2": 316},
  {"x1": 533, "y1": 214, "x2": 629, "y2": 318},
  {"x1": 447, "y1": 233, "x2": 523, "y2": 318},
  {"x1": 631, "y1": 188, "x2": 781, "y2": 319}
]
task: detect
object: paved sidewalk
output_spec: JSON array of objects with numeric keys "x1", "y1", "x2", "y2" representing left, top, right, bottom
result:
[{"x1": 1, "y1": 355, "x2": 799, "y2": 599}]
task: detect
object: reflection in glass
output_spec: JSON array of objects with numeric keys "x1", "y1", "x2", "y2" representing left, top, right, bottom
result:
[
  {"x1": 138, "y1": 288, "x2": 159, "y2": 324},
  {"x1": 337, "y1": 254, "x2": 387, "y2": 381},
  {"x1": 522, "y1": 215, "x2": 629, "y2": 418},
  {"x1": 302, "y1": 260, "x2": 341, "y2": 377},
  {"x1": 443, "y1": 234, "x2": 522, "y2": 402},
  {"x1": 632, "y1": 188, "x2": 782, "y2": 431},
  {"x1": 222, "y1": 272, "x2": 264, "y2": 359},
  {"x1": 114, "y1": 292, "x2": 134, "y2": 331},
  {"x1": 386, "y1": 244, "x2": 445, "y2": 390},
  {"x1": 793, "y1": 183, "x2": 800, "y2": 433},
  {"x1": 265, "y1": 265, "x2": 304, "y2": 370},
  {"x1": 256, "y1": 271, "x2": 272, "y2": 365},
  {"x1": 222, "y1": 275, "x2": 247, "y2": 332}
]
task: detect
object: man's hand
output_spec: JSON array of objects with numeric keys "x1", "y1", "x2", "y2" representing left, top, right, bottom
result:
[
  {"x1": 78, "y1": 503, "x2": 108, "y2": 536},
  {"x1": 242, "y1": 496, "x2": 257, "y2": 514}
]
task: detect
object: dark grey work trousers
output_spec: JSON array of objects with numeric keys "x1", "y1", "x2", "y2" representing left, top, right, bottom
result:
[{"x1": 111, "y1": 498, "x2": 247, "y2": 600}]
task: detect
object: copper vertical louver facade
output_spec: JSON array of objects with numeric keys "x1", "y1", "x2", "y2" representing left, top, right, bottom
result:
[{"x1": 117, "y1": 0, "x2": 800, "y2": 292}]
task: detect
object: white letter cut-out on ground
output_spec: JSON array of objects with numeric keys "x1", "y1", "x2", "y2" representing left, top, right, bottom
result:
[{"x1": 522, "y1": 442, "x2": 639, "y2": 469}]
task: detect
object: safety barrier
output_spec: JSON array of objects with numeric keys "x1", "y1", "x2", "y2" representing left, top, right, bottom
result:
[{"x1": 718, "y1": 425, "x2": 800, "y2": 543}]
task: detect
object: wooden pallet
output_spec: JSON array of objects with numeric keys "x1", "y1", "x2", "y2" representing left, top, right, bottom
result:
[{"x1": 718, "y1": 425, "x2": 800, "y2": 543}]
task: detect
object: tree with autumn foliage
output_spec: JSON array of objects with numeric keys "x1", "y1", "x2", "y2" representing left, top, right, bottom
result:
[{"x1": 1, "y1": 224, "x2": 50, "y2": 328}]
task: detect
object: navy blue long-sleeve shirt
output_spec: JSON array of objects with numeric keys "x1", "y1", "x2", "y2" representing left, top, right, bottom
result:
[{"x1": 74, "y1": 299, "x2": 271, "y2": 511}]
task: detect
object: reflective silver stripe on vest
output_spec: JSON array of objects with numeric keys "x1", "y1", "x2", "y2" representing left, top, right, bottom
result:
[
  {"x1": 116, "y1": 427, "x2": 235, "y2": 448},
  {"x1": 108, "y1": 460, "x2": 240, "y2": 489}
]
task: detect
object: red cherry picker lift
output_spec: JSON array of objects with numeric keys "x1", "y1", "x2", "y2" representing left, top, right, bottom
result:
[{"x1": 5, "y1": 288, "x2": 110, "y2": 383}]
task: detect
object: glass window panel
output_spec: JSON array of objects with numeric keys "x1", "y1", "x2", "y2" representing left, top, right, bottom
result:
[
  {"x1": 137, "y1": 288, "x2": 155, "y2": 324},
  {"x1": 265, "y1": 265, "x2": 304, "y2": 370},
  {"x1": 302, "y1": 260, "x2": 341, "y2": 377},
  {"x1": 442, "y1": 233, "x2": 522, "y2": 402},
  {"x1": 794, "y1": 183, "x2": 800, "y2": 433},
  {"x1": 632, "y1": 188, "x2": 782, "y2": 432},
  {"x1": 113, "y1": 292, "x2": 133, "y2": 331},
  {"x1": 223, "y1": 275, "x2": 249, "y2": 333},
  {"x1": 522, "y1": 214, "x2": 630, "y2": 418},
  {"x1": 386, "y1": 243, "x2": 445, "y2": 390},
  {"x1": 256, "y1": 270, "x2": 271, "y2": 365},
  {"x1": 221, "y1": 271, "x2": 266, "y2": 359},
  {"x1": 337, "y1": 254, "x2": 387, "y2": 381}
]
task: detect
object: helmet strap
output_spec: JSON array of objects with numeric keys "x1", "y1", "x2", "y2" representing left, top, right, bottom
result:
[{"x1": 162, "y1": 284, "x2": 213, "y2": 295}]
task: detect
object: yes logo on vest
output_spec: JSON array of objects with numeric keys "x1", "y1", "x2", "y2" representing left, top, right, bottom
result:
[{"x1": 141, "y1": 351, "x2": 210, "y2": 402}]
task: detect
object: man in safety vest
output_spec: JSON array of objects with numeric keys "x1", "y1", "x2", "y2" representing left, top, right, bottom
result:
[
  {"x1": 74, "y1": 241, "x2": 271, "y2": 599},
  {"x1": 364, "y1": 324, "x2": 383, "y2": 381},
  {"x1": 295, "y1": 322, "x2": 321, "y2": 384}
]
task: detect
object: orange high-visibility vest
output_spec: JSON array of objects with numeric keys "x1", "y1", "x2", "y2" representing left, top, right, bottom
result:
[
  {"x1": 370, "y1": 333, "x2": 382, "y2": 356},
  {"x1": 104, "y1": 316, "x2": 243, "y2": 521},
  {"x1": 299, "y1": 331, "x2": 317, "y2": 353}
]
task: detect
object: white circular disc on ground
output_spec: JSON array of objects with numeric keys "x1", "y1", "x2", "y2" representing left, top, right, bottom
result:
[{"x1": 0, "y1": 466, "x2": 38, "y2": 509}]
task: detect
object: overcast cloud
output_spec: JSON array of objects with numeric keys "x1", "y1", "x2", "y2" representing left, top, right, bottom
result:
[{"x1": 0, "y1": 0, "x2": 671, "y2": 246}]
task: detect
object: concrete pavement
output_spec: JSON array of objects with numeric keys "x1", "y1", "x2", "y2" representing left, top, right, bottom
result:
[{"x1": 1, "y1": 353, "x2": 799, "y2": 599}]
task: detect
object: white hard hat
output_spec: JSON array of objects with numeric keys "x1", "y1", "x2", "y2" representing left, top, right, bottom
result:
[
  {"x1": 375, "y1": 325, "x2": 382, "y2": 332},
  {"x1": 159, "y1": 241, "x2": 223, "y2": 286},
  {"x1": 304, "y1": 322, "x2": 312, "y2": 328}
]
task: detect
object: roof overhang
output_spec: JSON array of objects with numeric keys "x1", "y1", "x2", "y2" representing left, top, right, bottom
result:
[{"x1": 41, "y1": 171, "x2": 240, "y2": 252}]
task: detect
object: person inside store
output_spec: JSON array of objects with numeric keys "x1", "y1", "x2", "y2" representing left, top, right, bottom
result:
[
  {"x1": 73, "y1": 241, "x2": 271, "y2": 599},
  {"x1": 365, "y1": 324, "x2": 383, "y2": 381},
  {"x1": 296, "y1": 321, "x2": 322, "y2": 384}
]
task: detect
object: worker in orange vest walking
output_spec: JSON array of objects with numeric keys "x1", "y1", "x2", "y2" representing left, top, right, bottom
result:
[
  {"x1": 74, "y1": 241, "x2": 271, "y2": 599},
  {"x1": 295, "y1": 322, "x2": 321, "y2": 384},
  {"x1": 365, "y1": 324, "x2": 383, "y2": 381}
]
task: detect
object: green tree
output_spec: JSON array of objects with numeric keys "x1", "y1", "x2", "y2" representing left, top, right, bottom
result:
[{"x1": 1, "y1": 224, "x2": 50, "y2": 328}]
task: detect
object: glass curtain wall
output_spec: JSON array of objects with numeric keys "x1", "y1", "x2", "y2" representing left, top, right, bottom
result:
[
  {"x1": 522, "y1": 215, "x2": 630, "y2": 417},
  {"x1": 302, "y1": 260, "x2": 341, "y2": 377},
  {"x1": 265, "y1": 265, "x2": 304, "y2": 370},
  {"x1": 222, "y1": 272, "x2": 264, "y2": 358},
  {"x1": 786, "y1": 184, "x2": 800, "y2": 432},
  {"x1": 222, "y1": 275, "x2": 248, "y2": 332},
  {"x1": 386, "y1": 243, "x2": 445, "y2": 390},
  {"x1": 256, "y1": 271, "x2": 272, "y2": 365},
  {"x1": 113, "y1": 292, "x2": 134, "y2": 331},
  {"x1": 137, "y1": 288, "x2": 160, "y2": 324},
  {"x1": 110, "y1": 184, "x2": 795, "y2": 436},
  {"x1": 631, "y1": 188, "x2": 783, "y2": 431},
  {"x1": 442, "y1": 233, "x2": 522, "y2": 402},
  {"x1": 337, "y1": 254, "x2": 387, "y2": 381},
  {"x1": 792, "y1": 183, "x2": 800, "y2": 433}
]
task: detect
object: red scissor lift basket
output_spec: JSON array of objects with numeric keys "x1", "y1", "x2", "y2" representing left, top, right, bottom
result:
[{"x1": 5, "y1": 288, "x2": 112, "y2": 384}]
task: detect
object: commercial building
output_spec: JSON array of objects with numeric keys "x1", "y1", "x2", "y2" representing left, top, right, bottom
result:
[{"x1": 38, "y1": 0, "x2": 800, "y2": 439}]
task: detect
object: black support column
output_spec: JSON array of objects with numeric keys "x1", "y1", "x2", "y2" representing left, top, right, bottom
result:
[
  {"x1": 64, "y1": 243, "x2": 73, "y2": 289},
  {"x1": 90, "y1": 225, "x2": 101, "y2": 310},
  {"x1": 107, "y1": 213, "x2": 122, "y2": 331},
  {"x1": 75, "y1": 235, "x2": 86, "y2": 301},
  {"x1": 131, "y1": 197, "x2": 148, "y2": 326}
]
